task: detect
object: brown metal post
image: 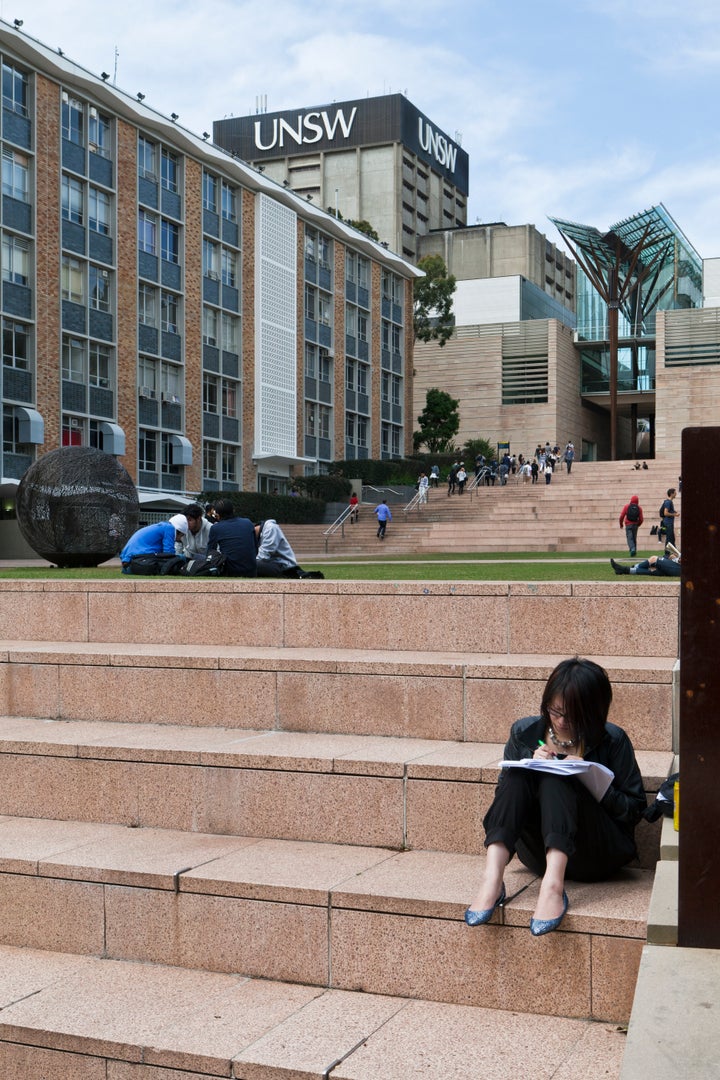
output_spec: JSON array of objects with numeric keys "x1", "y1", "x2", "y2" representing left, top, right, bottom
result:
[
  {"x1": 608, "y1": 267, "x2": 618, "y2": 461},
  {"x1": 678, "y1": 426, "x2": 720, "y2": 947}
]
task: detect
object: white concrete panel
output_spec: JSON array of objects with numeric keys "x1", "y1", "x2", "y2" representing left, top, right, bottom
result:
[{"x1": 453, "y1": 277, "x2": 522, "y2": 326}]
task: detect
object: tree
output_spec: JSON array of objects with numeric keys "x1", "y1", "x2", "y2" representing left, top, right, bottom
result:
[
  {"x1": 326, "y1": 208, "x2": 380, "y2": 242},
  {"x1": 414, "y1": 388, "x2": 460, "y2": 453},
  {"x1": 462, "y1": 437, "x2": 495, "y2": 463},
  {"x1": 413, "y1": 254, "x2": 457, "y2": 347}
]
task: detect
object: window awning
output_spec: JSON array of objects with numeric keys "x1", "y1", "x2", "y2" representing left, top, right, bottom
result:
[
  {"x1": 168, "y1": 434, "x2": 192, "y2": 466},
  {"x1": 15, "y1": 407, "x2": 44, "y2": 445},
  {"x1": 99, "y1": 421, "x2": 125, "y2": 456}
]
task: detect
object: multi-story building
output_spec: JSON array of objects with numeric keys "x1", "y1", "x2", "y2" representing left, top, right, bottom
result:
[
  {"x1": 213, "y1": 94, "x2": 469, "y2": 263},
  {"x1": 414, "y1": 208, "x2": 715, "y2": 462},
  {"x1": 0, "y1": 23, "x2": 420, "y2": 530}
]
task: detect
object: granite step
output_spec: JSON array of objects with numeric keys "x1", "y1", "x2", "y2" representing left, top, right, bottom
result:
[
  {"x1": 0, "y1": 943, "x2": 629, "y2": 1078},
  {"x1": 0, "y1": 718, "x2": 671, "y2": 863},
  {"x1": 0, "y1": 816, "x2": 652, "y2": 1022},
  {"x1": 0, "y1": 643, "x2": 677, "y2": 750}
]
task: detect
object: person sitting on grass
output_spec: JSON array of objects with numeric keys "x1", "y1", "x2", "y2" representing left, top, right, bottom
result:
[{"x1": 610, "y1": 549, "x2": 680, "y2": 577}]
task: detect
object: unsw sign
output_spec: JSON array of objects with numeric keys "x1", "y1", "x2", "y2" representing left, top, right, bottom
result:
[{"x1": 241, "y1": 96, "x2": 469, "y2": 192}]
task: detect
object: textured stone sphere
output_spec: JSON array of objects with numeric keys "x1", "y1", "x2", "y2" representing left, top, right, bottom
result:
[{"x1": 16, "y1": 447, "x2": 140, "y2": 567}]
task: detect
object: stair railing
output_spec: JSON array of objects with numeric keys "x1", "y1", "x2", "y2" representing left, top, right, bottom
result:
[{"x1": 322, "y1": 504, "x2": 356, "y2": 553}]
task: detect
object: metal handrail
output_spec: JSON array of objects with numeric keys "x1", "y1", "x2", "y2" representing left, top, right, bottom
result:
[
  {"x1": 403, "y1": 489, "x2": 426, "y2": 514},
  {"x1": 322, "y1": 504, "x2": 356, "y2": 552}
]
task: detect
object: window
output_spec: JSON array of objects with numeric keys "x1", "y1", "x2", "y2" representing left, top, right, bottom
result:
[
  {"x1": 345, "y1": 305, "x2": 356, "y2": 338},
  {"x1": 89, "y1": 343, "x2": 111, "y2": 388},
  {"x1": 203, "y1": 306, "x2": 218, "y2": 346},
  {"x1": 160, "y1": 362, "x2": 181, "y2": 399},
  {"x1": 138, "y1": 136, "x2": 156, "y2": 180},
  {"x1": 221, "y1": 181, "x2": 236, "y2": 221},
  {"x1": 357, "y1": 416, "x2": 367, "y2": 447},
  {"x1": 203, "y1": 441, "x2": 218, "y2": 480},
  {"x1": 88, "y1": 186, "x2": 110, "y2": 235},
  {"x1": 221, "y1": 313, "x2": 238, "y2": 353},
  {"x1": 221, "y1": 247, "x2": 236, "y2": 287},
  {"x1": 2, "y1": 149, "x2": 28, "y2": 202},
  {"x1": 318, "y1": 404, "x2": 331, "y2": 440},
  {"x1": 2, "y1": 319, "x2": 29, "y2": 370},
  {"x1": 222, "y1": 379, "x2": 237, "y2": 417},
  {"x1": 2, "y1": 234, "x2": 29, "y2": 285},
  {"x1": 62, "y1": 414, "x2": 85, "y2": 447},
  {"x1": 305, "y1": 228, "x2": 317, "y2": 262},
  {"x1": 358, "y1": 313, "x2": 368, "y2": 342},
  {"x1": 305, "y1": 402, "x2": 316, "y2": 437},
  {"x1": 139, "y1": 357, "x2": 157, "y2": 393},
  {"x1": 319, "y1": 349, "x2": 332, "y2": 383},
  {"x1": 89, "y1": 264, "x2": 110, "y2": 312},
  {"x1": 161, "y1": 219, "x2": 179, "y2": 263},
  {"x1": 139, "y1": 429, "x2": 157, "y2": 471},
  {"x1": 381, "y1": 371, "x2": 390, "y2": 401},
  {"x1": 346, "y1": 414, "x2": 355, "y2": 443},
  {"x1": 161, "y1": 432, "x2": 181, "y2": 474},
  {"x1": 61, "y1": 256, "x2": 84, "y2": 304},
  {"x1": 203, "y1": 239, "x2": 219, "y2": 279},
  {"x1": 304, "y1": 343, "x2": 316, "y2": 378},
  {"x1": 161, "y1": 149, "x2": 178, "y2": 193},
  {"x1": 203, "y1": 373, "x2": 219, "y2": 413},
  {"x1": 3, "y1": 405, "x2": 22, "y2": 452},
  {"x1": 138, "y1": 284, "x2": 157, "y2": 326},
  {"x1": 222, "y1": 446, "x2": 237, "y2": 484},
  {"x1": 305, "y1": 284, "x2": 316, "y2": 321},
  {"x1": 203, "y1": 171, "x2": 217, "y2": 212},
  {"x1": 346, "y1": 252, "x2": 356, "y2": 284},
  {"x1": 392, "y1": 374, "x2": 401, "y2": 406},
  {"x1": 88, "y1": 107, "x2": 110, "y2": 157},
  {"x1": 357, "y1": 363, "x2": 367, "y2": 396},
  {"x1": 357, "y1": 256, "x2": 369, "y2": 291},
  {"x1": 318, "y1": 295, "x2": 332, "y2": 326},
  {"x1": 62, "y1": 92, "x2": 84, "y2": 145},
  {"x1": 138, "y1": 210, "x2": 156, "y2": 255},
  {"x1": 318, "y1": 234, "x2": 331, "y2": 270},
  {"x1": 345, "y1": 360, "x2": 355, "y2": 390},
  {"x1": 2, "y1": 63, "x2": 27, "y2": 116},
  {"x1": 161, "y1": 291, "x2": 178, "y2": 334},
  {"x1": 61, "y1": 174, "x2": 83, "y2": 224},
  {"x1": 62, "y1": 336, "x2": 85, "y2": 382}
]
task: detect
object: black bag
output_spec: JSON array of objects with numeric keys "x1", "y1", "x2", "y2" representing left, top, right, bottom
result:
[
  {"x1": 659, "y1": 503, "x2": 666, "y2": 518},
  {"x1": 185, "y1": 550, "x2": 227, "y2": 576},
  {"x1": 650, "y1": 524, "x2": 658, "y2": 536},
  {"x1": 626, "y1": 503, "x2": 640, "y2": 523},
  {"x1": 129, "y1": 553, "x2": 185, "y2": 576},
  {"x1": 643, "y1": 772, "x2": 679, "y2": 822}
]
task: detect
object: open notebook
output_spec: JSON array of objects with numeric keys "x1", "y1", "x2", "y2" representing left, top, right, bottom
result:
[{"x1": 498, "y1": 758, "x2": 614, "y2": 802}]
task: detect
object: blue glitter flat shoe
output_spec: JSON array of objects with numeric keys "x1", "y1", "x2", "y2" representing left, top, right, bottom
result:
[
  {"x1": 464, "y1": 883, "x2": 506, "y2": 926},
  {"x1": 530, "y1": 890, "x2": 569, "y2": 937}
]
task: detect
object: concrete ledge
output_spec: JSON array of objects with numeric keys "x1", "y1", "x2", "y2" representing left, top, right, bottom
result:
[
  {"x1": 0, "y1": 580, "x2": 680, "y2": 656},
  {"x1": 646, "y1": 860, "x2": 678, "y2": 945},
  {"x1": 621, "y1": 944, "x2": 720, "y2": 1078},
  {"x1": 659, "y1": 816, "x2": 679, "y2": 861}
]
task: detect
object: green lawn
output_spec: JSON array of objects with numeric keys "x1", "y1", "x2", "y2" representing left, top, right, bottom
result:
[{"x1": 0, "y1": 551, "x2": 655, "y2": 582}]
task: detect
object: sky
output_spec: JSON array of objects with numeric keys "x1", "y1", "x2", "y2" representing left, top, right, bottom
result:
[{"x1": 5, "y1": 0, "x2": 720, "y2": 259}]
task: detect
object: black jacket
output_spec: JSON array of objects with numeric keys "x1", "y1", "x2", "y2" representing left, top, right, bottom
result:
[{"x1": 500, "y1": 715, "x2": 646, "y2": 828}]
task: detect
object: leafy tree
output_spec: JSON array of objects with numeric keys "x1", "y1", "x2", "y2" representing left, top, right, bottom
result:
[
  {"x1": 326, "y1": 208, "x2": 380, "y2": 242},
  {"x1": 462, "y1": 437, "x2": 495, "y2": 463},
  {"x1": 413, "y1": 254, "x2": 457, "y2": 347},
  {"x1": 413, "y1": 387, "x2": 460, "y2": 453}
]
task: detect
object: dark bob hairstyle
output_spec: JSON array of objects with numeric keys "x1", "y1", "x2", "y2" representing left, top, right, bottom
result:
[{"x1": 540, "y1": 657, "x2": 612, "y2": 752}]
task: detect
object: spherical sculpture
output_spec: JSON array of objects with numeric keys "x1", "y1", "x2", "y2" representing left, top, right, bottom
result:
[{"x1": 16, "y1": 447, "x2": 140, "y2": 567}]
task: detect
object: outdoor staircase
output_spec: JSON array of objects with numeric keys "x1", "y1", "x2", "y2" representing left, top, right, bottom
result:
[
  {"x1": 284, "y1": 459, "x2": 682, "y2": 557},
  {"x1": 0, "y1": 577, "x2": 678, "y2": 1077}
]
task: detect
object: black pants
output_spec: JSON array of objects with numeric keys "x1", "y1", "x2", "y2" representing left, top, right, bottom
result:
[{"x1": 483, "y1": 770, "x2": 637, "y2": 882}]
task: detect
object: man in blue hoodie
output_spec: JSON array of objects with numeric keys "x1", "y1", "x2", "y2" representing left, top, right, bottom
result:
[{"x1": 120, "y1": 514, "x2": 188, "y2": 572}]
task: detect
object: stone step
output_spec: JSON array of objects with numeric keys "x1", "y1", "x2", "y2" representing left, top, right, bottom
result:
[
  {"x1": 0, "y1": 816, "x2": 651, "y2": 1023},
  {"x1": 0, "y1": 580, "x2": 681, "y2": 658},
  {"x1": 0, "y1": 719, "x2": 671, "y2": 862},
  {"x1": 0, "y1": 642, "x2": 677, "y2": 750},
  {"x1": 0, "y1": 944, "x2": 629, "y2": 1078}
]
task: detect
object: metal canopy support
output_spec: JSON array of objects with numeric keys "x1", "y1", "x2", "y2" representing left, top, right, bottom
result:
[{"x1": 550, "y1": 206, "x2": 677, "y2": 460}]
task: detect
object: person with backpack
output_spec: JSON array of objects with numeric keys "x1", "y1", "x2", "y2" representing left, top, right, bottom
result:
[{"x1": 619, "y1": 494, "x2": 643, "y2": 557}]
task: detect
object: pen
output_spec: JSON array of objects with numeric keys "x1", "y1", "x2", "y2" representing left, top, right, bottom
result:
[{"x1": 538, "y1": 739, "x2": 545, "y2": 747}]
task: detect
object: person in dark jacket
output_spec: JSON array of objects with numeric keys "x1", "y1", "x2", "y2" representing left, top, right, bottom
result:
[
  {"x1": 206, "y1": 499, "x2": 257, "y2": 577},
  {"x1": 464, "y1": 658, "x2": 645, "y2": 936}
]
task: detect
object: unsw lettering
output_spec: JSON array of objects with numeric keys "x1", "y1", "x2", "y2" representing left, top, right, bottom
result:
[{"x1": 254, "y1": 108, "x2": 358, "y2": 151}]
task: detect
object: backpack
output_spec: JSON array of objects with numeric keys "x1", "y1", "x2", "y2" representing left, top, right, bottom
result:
[
  {"x1": 128, "y1": 553, "x2": 185, "y2": 576},
  {"x1": 626, "y1": 503, "x2": 640, "y2": 523},
  {"x1": 184, "y1": 550, "x2": 227, "y2": 576},
  {"x1": 643, "y1": 772, "x2": 679, "y2": 822},
  {"x1": 659, "y1": 502, "x2": 666, "y2": 518}
]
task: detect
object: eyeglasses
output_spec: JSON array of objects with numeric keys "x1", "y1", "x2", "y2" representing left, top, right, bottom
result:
[{"x1": 547, "y1": 706, "x2": 567, "y2": 720}]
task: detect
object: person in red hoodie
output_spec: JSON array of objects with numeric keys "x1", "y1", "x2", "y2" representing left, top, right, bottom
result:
[{"x1": 619, "y1": 494, "x2": 643, "y2": 557}]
